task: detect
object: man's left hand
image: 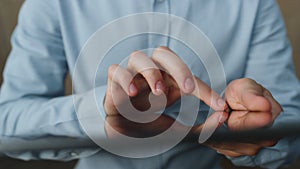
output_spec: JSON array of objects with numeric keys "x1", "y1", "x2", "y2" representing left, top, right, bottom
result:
[{"x1": 207, "y1": 78, "x2": 283, "y2": 157}]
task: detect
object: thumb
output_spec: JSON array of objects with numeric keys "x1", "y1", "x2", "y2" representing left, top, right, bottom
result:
[
  {"x1": 228, "y1": 110, "x2": 272, "y2": 131},
  {"x1": 241, "y1": 90, "x2": 271, "y2": 112}
]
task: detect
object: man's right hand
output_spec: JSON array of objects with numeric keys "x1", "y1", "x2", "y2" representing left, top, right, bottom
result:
[{"x1": 103, "y1": 46, "x2": 228, "y2": 138}]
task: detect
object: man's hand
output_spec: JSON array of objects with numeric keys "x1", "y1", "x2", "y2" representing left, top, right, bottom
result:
[
  {"x1": 226, "y1": 78, "x2": 283, "y2": 130},
  {"x1": 207, "y1": 78, "x2": 283, "y2": 157},
  {"x1": 104, "y1": 46, "x2": 227, "y2": 115}
]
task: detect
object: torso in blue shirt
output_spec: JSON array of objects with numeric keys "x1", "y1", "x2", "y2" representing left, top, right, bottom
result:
[{"x1": 1, "y1": 0, "x2": 300, "y2": 169}]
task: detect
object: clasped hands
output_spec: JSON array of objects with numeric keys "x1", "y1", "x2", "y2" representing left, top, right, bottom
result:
[{"x1": 104, "y1": 46, "x2": 283, "y2": 157}]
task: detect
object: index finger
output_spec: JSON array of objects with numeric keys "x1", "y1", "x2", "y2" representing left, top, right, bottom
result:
[
  {"x1": 152, "y1": 46, "x2": 227, "y2": 111},
  {"x1": 151, "y1": 46, "x2": 195, "y2": 94}
]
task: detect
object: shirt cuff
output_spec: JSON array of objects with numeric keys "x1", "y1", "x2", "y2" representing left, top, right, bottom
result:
[{"x1": 4, "y1": 86, "x2": 109, "y2": 161}]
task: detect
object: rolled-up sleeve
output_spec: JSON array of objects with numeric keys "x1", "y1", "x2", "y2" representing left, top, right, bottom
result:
[
  {"x1": 0, "y1": 0, "x2": 106, "y2": 161},
  {"x1": 228, "y1": 0, "x2": 300, "y2": 168}
]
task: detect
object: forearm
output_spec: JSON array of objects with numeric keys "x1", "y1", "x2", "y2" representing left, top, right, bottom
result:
[{"x1": 0, "y1": 86, "x2": 108, "y2": 160}]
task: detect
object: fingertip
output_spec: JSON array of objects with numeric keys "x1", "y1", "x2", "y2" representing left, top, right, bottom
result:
[
  {"x1": 217, "y1": 98, "x2": 228, "y2": 111},
  {"x1": 210, "y1": 97, "x2": 228, "y2": 112},
  {"x1": 184, "y1": 77, "x2": 195, "y2": 93},
  {"x1": 129, "y1": 83, "x2": 138, "y2": 96},
  {"x1": 218, "y1": 111, "x2": 229, "y2": 124},
  {"x1": 155, "y1": 80, "x2": 166, "y2": 95}
]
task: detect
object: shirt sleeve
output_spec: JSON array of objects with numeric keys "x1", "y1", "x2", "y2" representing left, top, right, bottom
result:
[
  {"x1": 228, "y1": 0, "x2": 300, "y2": 168},
  {"x1": 0, "y1": 0, "x2": 107, "y2": 161}
]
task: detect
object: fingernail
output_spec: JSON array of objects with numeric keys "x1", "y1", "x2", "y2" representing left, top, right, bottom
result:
[
  {"x1": 184, "y1": 77, "x2": 195, "y2": 92},
  {"x1": 129, "y1": 83, "x2": 137, "y2": 95},
  {"x1": 218, "y1": 112, "x2": 227, "y2": 124},
  {"x1": 217, "y1": 98, "x2": 226, "y2": 110},
  {"x1": 155, "y1": 81, "x2": 165, "y2": 95}
]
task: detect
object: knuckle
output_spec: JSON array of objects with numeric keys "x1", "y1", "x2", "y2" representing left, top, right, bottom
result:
[
  {"x1": 128, "y1": 51, "x2": 144, "y2": 69},
  {"x1": 108, "y1": 64, "x2": 119, "y2": 78},
  {"x1": 152, "y1": 46, "x2": 172, "y2": 58},
  {"x1": 157, "y1": 46, "x2": 170, "y2": 51},
  {"x1": 233, "y1": 78, "x2": 254, "y2": 86},
  {"x1": 129, "y1": 50, "x2": 142, "y2": 61},
  {"x1": 141, "y1": 69, "x2": 161, "y2": 79},
  {"x1": 108, "y1": 64, "x2": 118, "y2": 72},
  {"x1": 239, "y1": 78, "x2": 254, "y2": 83}
]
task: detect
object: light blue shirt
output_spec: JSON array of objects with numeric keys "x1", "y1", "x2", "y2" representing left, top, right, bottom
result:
[{"x1": 1, "y1": 0, "x2": 300, "y2": 169}]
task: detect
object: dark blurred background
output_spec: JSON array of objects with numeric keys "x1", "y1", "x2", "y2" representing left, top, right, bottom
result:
[{"x1": 0, "y1": 0, "x2": 300, "y2": 169}]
